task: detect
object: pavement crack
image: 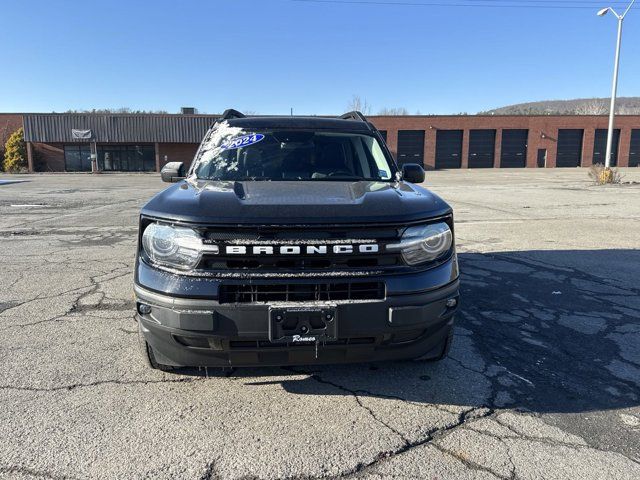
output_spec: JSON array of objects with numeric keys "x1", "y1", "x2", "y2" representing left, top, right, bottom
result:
[
  {"x1": 0, "y1": 465, "x2": 79, "y2": 480},
  {"x1": 199, "y1": 460, "x2": 219, "y2": 480},
  {"x1": 334, "y1": 407, "x2": 496, "y2": 479},
  {"x1": 0, "y1": 377, "x2": 204, "y2": 393},
  {"x1": 277, "y1": 372, "x2": 496, "y2": 480},
  {"x1": 447, "y1": 354, "x2": 487, "y2": 375},
  {"x1": 432, "y1": 443, "x2": 509, "y2": 480},
  {"x1": 282, "y1": 367, "x2": 411, "y2": 445},
  {"x1": 488, "y1": 415, "x2": 640, "y2": 467},
  {"x1": 491, "y1": 251, "x2": 640, "y2": 298},
  {"x1": 6, "y1": 268, "x2": 134, "y2": 328}
]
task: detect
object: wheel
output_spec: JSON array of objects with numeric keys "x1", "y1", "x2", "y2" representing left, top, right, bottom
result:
[
  {"x1": 433, "y1": 327, "x2": 454, "y2": 361},
  {"x1": 137, "y1": 321, "x2": 175, "y2": 371},
  {"x1": 413, "y1": 327, "x2": 454, "y2": 362}
]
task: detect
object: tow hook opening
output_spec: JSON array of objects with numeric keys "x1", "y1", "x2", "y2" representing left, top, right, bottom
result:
[
  {"x1": 445, "y1": 297, "x2": 458, "y2": 309},
  {"x1": 137, "y1": 303, "x2": 152, "y2": 315}
]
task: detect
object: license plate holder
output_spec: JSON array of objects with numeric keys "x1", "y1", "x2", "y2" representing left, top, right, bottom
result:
[{"x1": 268, "y1": 307, "x2": 337, "y2": 344}]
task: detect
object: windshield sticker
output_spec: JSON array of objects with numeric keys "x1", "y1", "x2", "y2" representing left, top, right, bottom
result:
[{"x1": 220, "y1": 133, "x2": 265, "y2": 151}]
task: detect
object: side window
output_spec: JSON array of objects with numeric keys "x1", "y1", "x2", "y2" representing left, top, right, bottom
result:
[{"x1": 365, "y1": 136, "x2": 392, "y2": 179}]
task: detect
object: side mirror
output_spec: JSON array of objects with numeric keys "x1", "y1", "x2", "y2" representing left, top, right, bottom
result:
[
  {"x1": 401, "y1": 163, "x2": 425, "y2": 183},
  {"x1": 161, "y1": 162, "x2": 185, "y2": 183}
]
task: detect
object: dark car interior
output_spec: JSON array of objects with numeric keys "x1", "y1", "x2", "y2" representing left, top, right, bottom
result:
[{"x1": 196, "y1": 131, "x2": 391, "y2": 181}]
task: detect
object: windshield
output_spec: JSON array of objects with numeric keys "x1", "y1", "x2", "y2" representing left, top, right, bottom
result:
[{"x1": 191, "y1": 122, "x2": 395, "y2": 182}]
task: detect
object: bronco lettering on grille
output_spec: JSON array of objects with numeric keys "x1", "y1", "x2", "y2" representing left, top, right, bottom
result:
[{"x1": 218, "y1": 244, "x2": 379, "y2": 255}]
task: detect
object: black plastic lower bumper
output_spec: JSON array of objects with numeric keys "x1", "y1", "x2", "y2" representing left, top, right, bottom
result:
[{"x1": 134, "y1": 279, "x2": 459, "y2": 367}]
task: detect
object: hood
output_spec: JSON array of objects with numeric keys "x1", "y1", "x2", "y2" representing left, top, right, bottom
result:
[{"x1": 141, "y1": 180, "x2": 452, "y2": 225}]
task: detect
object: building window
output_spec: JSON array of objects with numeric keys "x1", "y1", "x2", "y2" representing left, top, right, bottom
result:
[
  {"x1": 97, "y1": 145, "x2": 155, "y2": 172},
  {"x1": 379, "y1": 130, "x2": 387, "y2": 143},
  {"x1": 64, "y1": 144, "x2": 92, "y2": 172}
]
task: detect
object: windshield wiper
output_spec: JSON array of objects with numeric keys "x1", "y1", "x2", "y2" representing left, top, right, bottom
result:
[
  {"x1": 310, "y1": 176, "x2": 374, "y2": 181},
  {"x1": 201, "y1": 176, "x2": 271, "y2": 181}
]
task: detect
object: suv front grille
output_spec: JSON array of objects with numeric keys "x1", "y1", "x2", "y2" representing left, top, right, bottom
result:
[
  {"x1": 197, "y1": 225, "x2": 403, "y2": 273},
  {"x1": 218, "y1": 282, "x2": 385, "y2": 304},
  {"x1": 203, "y1": 254, "x2": 399, "y2": 271}
]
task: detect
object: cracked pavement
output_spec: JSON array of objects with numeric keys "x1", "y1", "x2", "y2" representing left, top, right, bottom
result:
[{"x1": 1, "y1": 169, "x2": 640, "y2": 479}]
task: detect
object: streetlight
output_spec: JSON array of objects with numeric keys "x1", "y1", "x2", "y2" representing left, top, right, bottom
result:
[{"x1": 597, "y1": 0, "x2": 636, "y2": 170}]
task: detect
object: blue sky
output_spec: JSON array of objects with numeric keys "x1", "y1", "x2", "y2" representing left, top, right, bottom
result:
[{"x1": 1, "y1": 0, "x2": 638, "y2": 115}]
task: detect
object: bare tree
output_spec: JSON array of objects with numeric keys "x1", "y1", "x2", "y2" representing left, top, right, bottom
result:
[
  {"x1": 346, "y1": 95, "x2": 372, "y2": 115},
  {"x1": 63, "y1": 108, "x2": 170, "y2": 114},
  {"x1": 377, "y1": 107, "x2": 409, "y2": 116},
  {"x1": 574, "y1": 99, "x2": 609, "y2": 115},
  {"x1": 617, "y1": 104, "x2": 640, "y2": 115}
]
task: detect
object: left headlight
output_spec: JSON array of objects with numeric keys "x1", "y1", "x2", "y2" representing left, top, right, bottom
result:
[
  {"x1": 142, "y1": 223, "x2": 203, "y2": 270},
  {"x1": 388, "y1": 222, "x2": 453, "y2": 266}
]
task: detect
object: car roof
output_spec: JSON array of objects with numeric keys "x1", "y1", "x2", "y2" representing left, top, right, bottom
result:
[{"x1": 223, "y1": 116, "x2": 374, "y2": 132}]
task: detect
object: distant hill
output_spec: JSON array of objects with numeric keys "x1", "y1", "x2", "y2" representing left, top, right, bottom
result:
[{"x1": 480, "y1": 97, "x2": 640, "y2": 115}]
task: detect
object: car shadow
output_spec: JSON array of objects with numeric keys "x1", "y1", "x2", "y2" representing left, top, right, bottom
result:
[{"x1": 178, "y1": 249, "x2": 640, "y2": 415}]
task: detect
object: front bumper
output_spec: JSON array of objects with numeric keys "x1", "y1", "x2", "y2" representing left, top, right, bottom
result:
[{"x1": 134, "y1": 275, "x2": 460, "y2": 367}]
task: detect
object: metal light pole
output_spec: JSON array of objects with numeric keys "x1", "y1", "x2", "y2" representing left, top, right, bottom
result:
[{"x1": 597, "y1": 0, "x2": 636, "y2": 169}]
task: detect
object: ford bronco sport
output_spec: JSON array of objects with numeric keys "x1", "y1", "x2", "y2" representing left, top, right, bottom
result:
[{"x1": 134, "y1": 110, "x2": 459, "y2": 369}]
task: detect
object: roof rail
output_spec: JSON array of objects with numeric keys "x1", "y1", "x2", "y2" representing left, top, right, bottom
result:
[
  {"x1": 340, "y1": 111, "x2": 368, "y2": 122},
  {"x1": 217, "y1": 109, "x2": 246, "y2": 122}
]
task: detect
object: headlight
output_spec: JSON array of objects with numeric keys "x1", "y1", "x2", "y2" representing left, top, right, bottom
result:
[
  {"x1": 142, "y1": 223, "x2": 203, "y2": 270},
  {"x1": 388, "y1": 222, "x2": 452, "y2": 266}
]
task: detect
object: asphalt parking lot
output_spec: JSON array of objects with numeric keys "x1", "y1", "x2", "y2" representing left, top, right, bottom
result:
[{"x1": 1, "y1": 169, "x2": 640, "y2": 479}]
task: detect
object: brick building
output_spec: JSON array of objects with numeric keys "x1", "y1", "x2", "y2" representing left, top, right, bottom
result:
[
  {"x1": 2, "y1": 112, "x2": 639, "y2": 172},
  {"x1": 370, "y1": 115, "x2": 640, "y2": 169},
  {"x1": 20, "y1": 112, "x2": 218, "y2": 173}
]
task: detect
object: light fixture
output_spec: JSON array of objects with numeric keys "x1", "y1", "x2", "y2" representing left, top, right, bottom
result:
[{"x1": 596, "y1": 0, "x2": 636, "y2": 168}]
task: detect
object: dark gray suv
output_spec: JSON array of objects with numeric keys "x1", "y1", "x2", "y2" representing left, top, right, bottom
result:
[{"x1": 134, "y1": 110, "x2": 459, "y2": 370}]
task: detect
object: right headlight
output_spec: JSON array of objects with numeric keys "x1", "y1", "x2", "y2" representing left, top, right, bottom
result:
[
  {"x1": 387, "y1": 222, "x2": 452, "y2": 266},
  {"x1": 141, "y1": 223, "x2": 205, "y2": 270}
]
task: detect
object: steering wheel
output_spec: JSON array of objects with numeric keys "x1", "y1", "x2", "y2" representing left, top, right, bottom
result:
[{"x1": 328, "y1": 170, "x2": 353, "y2": 177}]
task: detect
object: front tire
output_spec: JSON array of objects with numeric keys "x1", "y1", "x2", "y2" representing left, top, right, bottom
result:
[
  {"x1": 137, "y1": 321, "x2": 175, "y2": 371},
  {"x1": 413, "y1": 326, "x2": 454, "y2": 362}
]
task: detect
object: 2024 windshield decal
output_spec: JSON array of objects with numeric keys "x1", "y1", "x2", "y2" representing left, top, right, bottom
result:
[{"x1": 220, "y1": 133, "x2": 265, "y2": 151}]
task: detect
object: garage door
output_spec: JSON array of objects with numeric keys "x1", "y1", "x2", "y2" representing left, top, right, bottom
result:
[
  {"x1": 435, "y1": 130, "x2": 463, "y2": 169},
  {"x1": 593, "y1": 129, "x2": 620, "y2": 167},
  {"x1": 630, "y1": 129, "x2": 640, "y2": 167},
  {"x1": 397, "y1": 130, "x2": 425, "y2": 167},
  {"x1": 468, "y1": 129, "x2": 496, "y2": 168},
  {"x1": 556, "y1": 129, "x2": 584, "y2": 167},
  {"x1": 500, "y1": 130, "x2": 528, "y2": 168}
]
